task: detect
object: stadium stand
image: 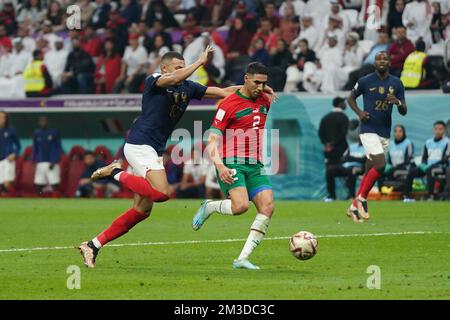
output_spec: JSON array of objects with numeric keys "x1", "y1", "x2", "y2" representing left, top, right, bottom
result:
[
  {"x1": 0, "y1": 0, "x2": 448, "y2": 96},
  {"x1": 0, "y1": 1, "x2": 449, "y2": 200}
]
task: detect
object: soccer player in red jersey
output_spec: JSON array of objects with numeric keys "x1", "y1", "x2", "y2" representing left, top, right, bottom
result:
[
  {"x1": 193, "y1": 62, "x2": 274, "y2": 269},
  {"x1": 78, "y1": 47, "x2": 276, "y2": 268}
]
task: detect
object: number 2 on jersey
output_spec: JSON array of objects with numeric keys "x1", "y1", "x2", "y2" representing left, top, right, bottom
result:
[{"x1": 252, "y1": 115, "x2": 261, "y2": 129}]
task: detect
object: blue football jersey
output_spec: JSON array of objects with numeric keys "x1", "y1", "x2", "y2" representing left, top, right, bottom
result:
[
  {"x1": 352, "y1": 72, "x2": 405, "y2": 138},
  {"x1": 0, "y1": 126, "x2": 21, "y2": 160},
  {"x1": 126, "y1": 74, "x2": 207, "y2": 155}
]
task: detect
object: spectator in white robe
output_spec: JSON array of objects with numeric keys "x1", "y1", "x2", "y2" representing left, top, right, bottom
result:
[
  {"x1": 402, "y1": 0, "x2": 433, "y2": 48},
  {"x1": 11, "y1": 38, "x2": 32, "y2": 75},
  {"x1": 302, "y1": 32, "x2": 343, "y2": 93},
  {"x1": 304, "y1": 0, "x2": 331, "y2": 30},
  {"x1": 279, "y1": 0, "x2": 306, "y2": 18},
  {"x1": 315, "y1": 15, "x2": 345, "y2": 52},
  {"x1": 320, "y1": 0, "x2": 351, "y2": 34},
  {"x1": 16, "y1": 23, "x2": 36, "y2": 54},
  {"x1": 291, "y1": 16, "x2": 318, "y2": 51},
  {"x1": 43, "y1": 37, "x2": 69, "y2": 89},
  {"x1": 357, "y1": 0, "x2": 389, "y2": 42},
  {"x1": 0, "y1": 38, "x2": 30, "y2": 97},
  {"x1": 334, "y1": 32, "x2": 365, "y2": 92}
]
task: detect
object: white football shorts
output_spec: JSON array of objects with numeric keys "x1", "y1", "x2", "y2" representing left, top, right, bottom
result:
[
  {"x1": 34, "y1": 162, "x2": 61, "y2": 185},
  {"x1": 123, "y1": 143, "x2": 165, "y2": 177},
  {"x1": 0, "y1": 158, "x2": 15, "y2": 184},
  {"x1": 359, "y1": 133, "x2": 390, "y2": 159}
]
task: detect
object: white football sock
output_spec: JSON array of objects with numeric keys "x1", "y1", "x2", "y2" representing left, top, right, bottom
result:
[
  {"x1": 358, "y1": 194, "x2": 366, "y2": 201},
  {"x1": 113, "y1": 171, "x2": 123, "y2": 181},
  {"x1": 92, "y1": 237, "x2": 102, "y2": 249},
  {"x1": 205, "y1": 199, "x2": 233, "y2": 215},
  {"x1": 237, "y1": 213, "x2": 270, "y2": 261}
]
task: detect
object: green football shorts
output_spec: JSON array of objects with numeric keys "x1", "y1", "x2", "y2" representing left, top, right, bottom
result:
[{"x1": 217, "y1": 159, "x2": 272, "y2": 200}]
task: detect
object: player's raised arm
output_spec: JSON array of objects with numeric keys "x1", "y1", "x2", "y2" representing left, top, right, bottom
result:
[
  {"x1": 155, "y1": 45, "x2": 215, "y2": 88},
  {"x1": 204, "y1": 85, "x2": 278, "y2": 101}
]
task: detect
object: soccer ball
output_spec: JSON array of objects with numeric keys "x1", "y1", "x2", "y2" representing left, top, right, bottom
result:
[{"x1": 289, "y1": 231, "x2": 318, "y2": 260}]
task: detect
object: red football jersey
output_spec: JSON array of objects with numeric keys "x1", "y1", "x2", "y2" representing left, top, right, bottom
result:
[{"x1": 210, "y1": 90, "x2": 271, "y2": 162}]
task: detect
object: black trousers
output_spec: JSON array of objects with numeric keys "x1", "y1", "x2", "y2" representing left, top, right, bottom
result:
[
  {"x1": 404, "y1": 165, "x2": 442, "y2": 197},
  {"x1": 326, "y1": 164, "x2": 360, "y2": 199}
]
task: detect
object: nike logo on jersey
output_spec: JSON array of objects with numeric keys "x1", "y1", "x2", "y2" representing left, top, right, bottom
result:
[{"x1": 369, "y1": 87, "x2": 376, "y2": 91}]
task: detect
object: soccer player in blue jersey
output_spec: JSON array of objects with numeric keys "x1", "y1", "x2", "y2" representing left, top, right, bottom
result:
[
  {"x1": 0, "y1": 111, "x2": 21, "y2": 195},
  {"x1": 78, "y1": 46, "x2": 276, "y2": 267},
  {"x1": 347, "y1": 51, "x2": 407, "y2": 222}
]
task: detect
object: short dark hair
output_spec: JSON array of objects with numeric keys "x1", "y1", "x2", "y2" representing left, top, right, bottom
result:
[
  {"x1": 332, "y1": 96, "x2": 345, "y2": 107},
  {"x1": 161, "y1": 51, "x2": 184, "y2": 63},
  {"x1": 246, "y1": 62, "x2": 269, "y2": 76},
  {"x1": 299, "y1": 38, "x2": 309, "y2": 47},
  {"x1": 415, "y1": 38, "x2": 426, "y2": 52},
  {"x1": 33, "y1": 49, "x2": 42, "y2": 59},
  {"x1": 375, "y1": 51, "x2": 389, "y2": 59},
  {"x1": 434, "y1": 120, "x2": 446, "y2": 127}
]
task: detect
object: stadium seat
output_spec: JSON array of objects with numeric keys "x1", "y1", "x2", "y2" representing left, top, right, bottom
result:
[
  {"x1": 15, "y1": 146, "x2": 37, "y2": 197},
  {"x1": 93, "y1": 145, "x2": 113, "y2": 163},
  {"x1": 58, "y1": 154, "x2": 69, "y2": 197},
  {"x1": 63, "y1": 146, "x2": 86, "y2": 197}
]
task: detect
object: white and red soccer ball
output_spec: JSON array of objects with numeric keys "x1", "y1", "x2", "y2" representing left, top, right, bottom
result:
[{"x1": 289, "y1": 231, "x2": 319, "y2": 260}]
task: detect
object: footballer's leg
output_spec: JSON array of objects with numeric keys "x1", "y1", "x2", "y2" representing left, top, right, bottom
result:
[
  {"x1": 192, "y1": 166, "x2": 247, "y2": 230},
  {"x1": 192, "y1": 186, "x2": 249, "y2": 230},
  {"x1": 91, "y1": 162, "x2": 169, "y2": 202},
  {"x1": 79, "y1": 193, "x2": 153, "y2": 268},
  {"x1": 356, "y1": 153, "x2": 385, "y2": 219},
  {"x1": 80, "y1": 147, "x2": 171, "y2": 268},
  {"x1": 233, "y1": 189, "x2": 273, "y2": 270}
]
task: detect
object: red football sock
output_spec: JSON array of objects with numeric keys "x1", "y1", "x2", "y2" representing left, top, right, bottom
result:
[
  {"x1": 352, "y1": 175, "x2": 366, "y2": 207},
  {"x1": 96, "y1": 208, "x2": 149, "y2": 246},
  {"x1": 118, "y1": 172, "x2": 169, "y2": 202},
  {"x1": 359, "y1": 168, "x2": 382, "y2": 199}
]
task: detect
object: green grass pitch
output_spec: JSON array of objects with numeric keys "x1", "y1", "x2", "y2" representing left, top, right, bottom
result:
[{"x1": 0, "y1": 199, "x2": 449, "y2": 299}]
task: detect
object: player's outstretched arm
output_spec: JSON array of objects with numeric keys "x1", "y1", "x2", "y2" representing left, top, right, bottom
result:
[
  {"x1": 207, "y1": 132, "x2": 235, "y2": 185},
  {"x1": 204, "y1": 85, "x2": 278, "y2": 101},
  {"x1": 347, "y1": 93, "x2": 370, "y2": 122},
  {"x1": 155, "y1": 45, "x2": 215, "y2": 88}
]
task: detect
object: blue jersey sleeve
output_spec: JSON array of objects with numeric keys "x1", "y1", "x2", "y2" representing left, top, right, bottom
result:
[
  {"x1": 144, "y1": 73, "x2": 162, "y2": 93},
  {"x1": 395, "y1": 78, "x2": 405, "y2": 101},
  {"x1": 186, "y1": 80, "x2": 207, "y2": 101},
  {"x1": 351, "y1": 78, "x2": 365, "y2": 98}
]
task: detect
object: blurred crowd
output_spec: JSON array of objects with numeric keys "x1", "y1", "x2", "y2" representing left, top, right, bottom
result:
[{"x1": 0, "y1": 0, "x2": 449, "y2": 97}]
